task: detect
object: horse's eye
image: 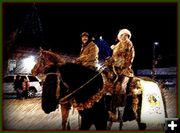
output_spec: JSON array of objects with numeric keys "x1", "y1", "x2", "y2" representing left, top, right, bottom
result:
[
  {"x1": 37, "y1": 57, "x2": 44, "y2": 63},
  {"x1": 40, "y1": 58, "x2": 45, "y2": 63},
  {"x1": 37, "y1": 58, "x2": 41, "y2": 62}
]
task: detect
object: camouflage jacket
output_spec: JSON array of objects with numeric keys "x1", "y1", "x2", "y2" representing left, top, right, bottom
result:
[
  {"x1": 111, "y1": 39, "x2": 135, "y2": 77},
  {"x1": 77, "y1": 41, "x2": 99, "y2": 68}
]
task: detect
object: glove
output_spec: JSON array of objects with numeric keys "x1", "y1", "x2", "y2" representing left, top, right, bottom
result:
[{"x1": 104, "y1": 57, "x2": 114, "y2": 66}]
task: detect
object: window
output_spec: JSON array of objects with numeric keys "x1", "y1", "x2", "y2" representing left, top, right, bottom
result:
[
  {"x1": 28, "y1": 76, "x2": 39, "y2": 82},
  {"x1": 21, "y1": 76, "x2": 27, "y2": 80}
]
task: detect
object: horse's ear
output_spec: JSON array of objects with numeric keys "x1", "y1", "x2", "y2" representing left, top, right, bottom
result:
[
  {"x1": 39, "y1": 47, "x2": 44, "y2": 56},
  {"x1": 40, "y1": 47, "x2": 44, "y2": 52},
  {"x1": 40, "y1": 47, "x2": 43, "y2": 51}
]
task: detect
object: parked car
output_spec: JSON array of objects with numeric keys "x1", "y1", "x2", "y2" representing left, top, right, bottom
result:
[{"x1": 3, "y1": 74, "x2": 42, "y2": 98}]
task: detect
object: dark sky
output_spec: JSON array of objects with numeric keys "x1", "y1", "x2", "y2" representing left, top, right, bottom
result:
[{"x1": 3, "y1": 3, "x2": 177, "y2": 69}]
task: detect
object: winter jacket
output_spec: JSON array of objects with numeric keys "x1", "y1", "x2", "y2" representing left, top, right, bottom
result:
[
  {"x1": 111, "y1": 39, "x2": 135, "y2": 77},
  {"x1": 77, "y1": 41, "x2": 99, "y2": 68}
]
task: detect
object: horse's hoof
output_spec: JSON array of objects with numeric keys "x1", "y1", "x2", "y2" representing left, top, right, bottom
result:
[{"x1": 138, "y1": 123, "x2": 147, "y2": 130}]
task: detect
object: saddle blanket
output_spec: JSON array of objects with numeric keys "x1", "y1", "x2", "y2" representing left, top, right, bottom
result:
[{"x1": 140, "y1": 79, "x2": 165, "y2": 124}]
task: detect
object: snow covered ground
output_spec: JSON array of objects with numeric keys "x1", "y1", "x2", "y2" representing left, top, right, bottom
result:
[{"x1": 3, "y1": 84, "x2": 177, "y2": 130}]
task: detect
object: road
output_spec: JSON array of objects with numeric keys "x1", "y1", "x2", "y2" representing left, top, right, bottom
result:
[{"x1": 3, "y1": 86, "x2": 177, "y2": 130}]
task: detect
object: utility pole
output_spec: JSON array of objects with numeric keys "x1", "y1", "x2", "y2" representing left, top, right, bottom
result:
[{"x1": 152, "y1": 42, "x2": 159, "y2": 79}]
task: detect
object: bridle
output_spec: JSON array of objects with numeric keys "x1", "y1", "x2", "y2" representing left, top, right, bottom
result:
[
  {"x1": 34, "y1": 54, "x2": 70, "y2": 100},
  {"x1": 46, "y1": 71, "x2": 70, "y2": 101}
]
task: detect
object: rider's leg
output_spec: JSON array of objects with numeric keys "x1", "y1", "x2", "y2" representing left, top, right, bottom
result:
[
  {"x1": 121, "y1": 76, "x2": 130, "y2": 94},
  {"x1": 79, "y1": 109, "x2": 93, "y2": 130},
  {"x1": 112, "y1": 65, "x2": 119, "y2": 83}
]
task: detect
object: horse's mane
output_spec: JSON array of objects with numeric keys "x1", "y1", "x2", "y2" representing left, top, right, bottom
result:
[{"x1": 43, "y1": 50, "x2": 65, "y2": 64}]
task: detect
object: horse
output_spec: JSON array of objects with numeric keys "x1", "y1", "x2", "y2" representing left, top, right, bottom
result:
[
  {"x1": 32, "y1": 48, "x2": 108, "y2": 130},
  {"x1": 32, "y1": 48, "x2": 73, "y2": 130},
  {"x1": 32, "y1": 48, "x2": 166, "y2": 130},
  {"x1": 102, "y1": 67, "x2": 166, "y2": 130}
]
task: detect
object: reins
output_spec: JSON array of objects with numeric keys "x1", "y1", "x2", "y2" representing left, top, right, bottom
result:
[{"x1": 59, "y1": 64, "x2": 105, "y2": 103}]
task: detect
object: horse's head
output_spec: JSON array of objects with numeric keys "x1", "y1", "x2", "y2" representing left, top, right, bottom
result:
[
  {"x1": 31, "y1": 48, "x2": 65, "y2": 76},
  {"x1": 41, "y1": 65, "x2": 68, "y2": 114},
  {"x1": 41, "y1": 71, "x2": 60, "y2": 114}
]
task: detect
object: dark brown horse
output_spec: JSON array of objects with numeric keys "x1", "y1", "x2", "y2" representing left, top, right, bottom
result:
[
  {"x1": 32, "y1": 48, "x2": 108, "y2": 130},
  {"x1": 32, "y1": 48, "x2": 72, "y2": 130}
]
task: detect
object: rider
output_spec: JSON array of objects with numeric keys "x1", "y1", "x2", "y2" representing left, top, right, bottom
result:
[
  {"x1": 110, "y1": 28, "x2": 135, "y2": 95},
  {"x1": 105, "y1": 29, "x2": 135, "y2": 124},
  {"x1": 75, "y1": 32, "x2": 99, "y2": 69}
]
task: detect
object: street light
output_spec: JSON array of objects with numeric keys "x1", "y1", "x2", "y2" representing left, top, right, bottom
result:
[
  {"x1": 152, "y1": 41, "x2": 159, "y2": 79},
  {"x1": 153, "y1": 42, "x2": 159, "y2": 59}
]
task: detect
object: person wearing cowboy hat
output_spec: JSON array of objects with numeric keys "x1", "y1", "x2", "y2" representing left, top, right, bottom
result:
[{"x1": 76, "y1": 32, "x2": 99, "y2": 69}]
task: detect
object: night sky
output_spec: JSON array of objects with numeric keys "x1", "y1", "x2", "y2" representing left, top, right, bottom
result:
[{"x1": 3, "y1": 3, "x2": 177, "y2": 70}]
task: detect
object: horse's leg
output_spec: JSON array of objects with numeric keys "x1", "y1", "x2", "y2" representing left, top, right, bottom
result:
[
  {"x1": 61, "y1": 102, "x2": 71, "y2": 130},
  {"x1": 107, "y1": 121, "x2": 113, "y2": 130},
  {"x1": 136, "y1": 95, "x2": 147, "y2": 130},
  {"x1": 94, "y1": 98, "x2": 108, "y2": 130},
  {"x1": 79, "y1": 110, "x2": 93, "y2": 130},
  {"x1": 94, "y1": 111, "x2": 108, "y2": 130},
  {"x1": 136, "y1": 117, "x2": 147, "y2": 130},
  {"x1": 77, "y1": 112, "x2": 82, "y2": 129}
]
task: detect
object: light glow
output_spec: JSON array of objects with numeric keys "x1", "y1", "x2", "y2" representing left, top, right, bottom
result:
[
  {"x1": 23, "y1": 56, "x2": 36, "y2": 72},
  {"x1": 154, "y1": 42, "x2": 159, "y2": 46}
]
